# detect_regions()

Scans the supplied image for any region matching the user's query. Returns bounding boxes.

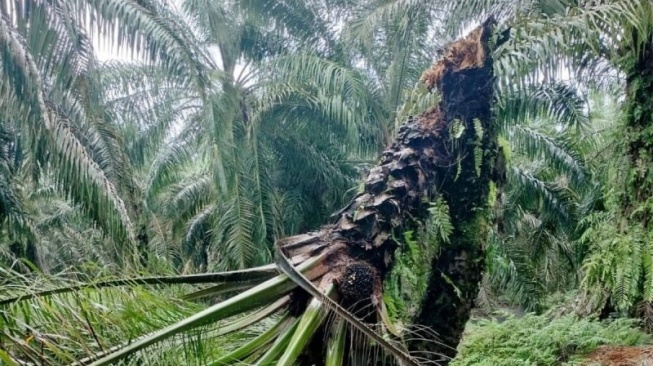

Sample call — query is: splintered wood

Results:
[420,25,488,92]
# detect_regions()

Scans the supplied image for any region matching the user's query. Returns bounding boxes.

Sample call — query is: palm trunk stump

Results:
[276,18,501,364]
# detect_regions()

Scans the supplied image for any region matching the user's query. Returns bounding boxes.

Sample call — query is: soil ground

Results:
[583,346,653,365]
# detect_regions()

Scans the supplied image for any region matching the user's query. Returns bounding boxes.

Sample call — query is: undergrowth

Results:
[452,312,652,366]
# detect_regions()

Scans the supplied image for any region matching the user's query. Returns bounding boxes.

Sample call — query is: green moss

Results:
[458,211,489,247]
[488,181,497,207]
[497,136,512,162]
[620,48,653,221]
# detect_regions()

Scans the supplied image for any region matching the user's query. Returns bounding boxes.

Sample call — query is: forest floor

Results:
[583,345,653,365]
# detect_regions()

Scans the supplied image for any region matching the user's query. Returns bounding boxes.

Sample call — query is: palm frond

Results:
[343,0,423,49]
[508,167,575,231]
[498,82,590,132]
[493,1,653,90]
[0,14,136,250]
[509,125,587,189]
[80,0,212,91]
[258,53,376,143]
[212,188,263,271]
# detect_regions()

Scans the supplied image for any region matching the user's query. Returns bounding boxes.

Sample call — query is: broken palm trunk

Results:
[275,18,501,365]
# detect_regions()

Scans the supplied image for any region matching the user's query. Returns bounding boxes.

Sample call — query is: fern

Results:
[452,313,651,366]
[455,157,463,181]
[426,198,454,244]
[580,219,653,312]
[451,119,465,139]
[384,230,433,322]
[384,198,453,323]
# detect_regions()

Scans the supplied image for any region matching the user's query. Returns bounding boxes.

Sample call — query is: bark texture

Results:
[278,18,500,364]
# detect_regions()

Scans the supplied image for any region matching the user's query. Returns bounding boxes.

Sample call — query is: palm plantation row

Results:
[1,0,653,365]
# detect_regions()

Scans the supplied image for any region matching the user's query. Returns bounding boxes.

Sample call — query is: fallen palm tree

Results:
[0,17,503,366]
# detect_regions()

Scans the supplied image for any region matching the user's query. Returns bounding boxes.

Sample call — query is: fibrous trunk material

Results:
[277,18,500,364]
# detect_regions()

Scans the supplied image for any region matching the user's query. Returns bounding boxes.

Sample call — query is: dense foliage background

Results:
[3,0,653,365]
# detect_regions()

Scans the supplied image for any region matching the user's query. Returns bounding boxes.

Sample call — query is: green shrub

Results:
[452,313,651,366]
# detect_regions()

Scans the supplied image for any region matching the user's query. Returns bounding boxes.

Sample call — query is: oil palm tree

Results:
[0,0,213,268]
[94,0,389,272]
[480,84,607,312]
[348,0,653,319]
[4,0,632,365]
[0,1,583,364]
